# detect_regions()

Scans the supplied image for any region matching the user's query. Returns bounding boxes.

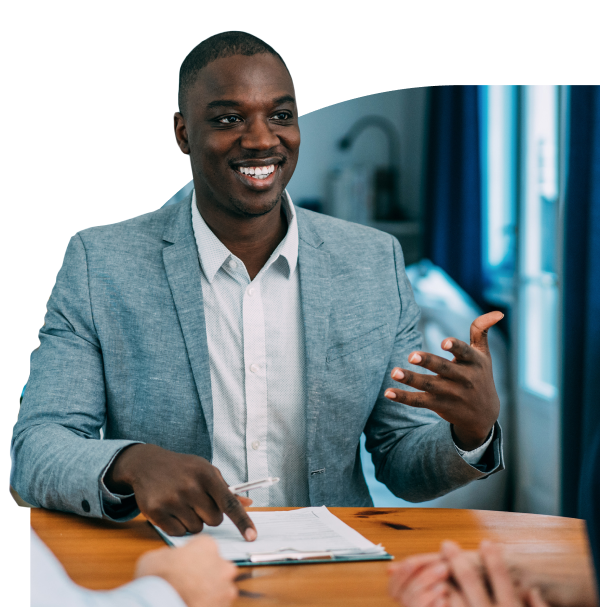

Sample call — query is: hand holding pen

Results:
[103,444,270,541]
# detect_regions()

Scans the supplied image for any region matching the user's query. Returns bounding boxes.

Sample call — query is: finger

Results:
[211,483,257,541]
[479,541,519,606]
[400,352,467,383]
[390,557,450,603]
[441,338,477,364]
[419,583,451,607]
[153,513,188,537]
[190,492,225,527]
[176,506,206,534]
[469,312,503,354]
[389,554,445,595]
[526,587,550,607]
[395,579,449,607]
[441,541,492,607]
[237,495,253,507]
[391,368,454,396]
[403,563,451,606]
[384,387,433,410]
[448,587,469,607]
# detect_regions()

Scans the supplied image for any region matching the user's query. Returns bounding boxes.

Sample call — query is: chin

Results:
[228,193,282,218]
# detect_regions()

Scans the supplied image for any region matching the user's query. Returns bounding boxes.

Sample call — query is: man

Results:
[11,31,504,541]
[32,530,237,607]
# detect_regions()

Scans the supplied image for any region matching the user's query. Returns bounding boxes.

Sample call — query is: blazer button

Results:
[81,500,90,512]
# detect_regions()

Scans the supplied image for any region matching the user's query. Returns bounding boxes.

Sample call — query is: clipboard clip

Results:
[249,549,335,563]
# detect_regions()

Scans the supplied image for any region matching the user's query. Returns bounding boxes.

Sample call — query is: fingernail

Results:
[392,369,404,380]
[443,340,452,350]
[244,528,257,541]
[385,390,396,400]
[410,353,422,364]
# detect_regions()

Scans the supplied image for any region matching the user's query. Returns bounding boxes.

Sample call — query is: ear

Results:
[174,112,190,155]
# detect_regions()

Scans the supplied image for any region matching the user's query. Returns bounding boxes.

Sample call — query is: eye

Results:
[217,116,239,124]
[271,111,292,121]
[217,112,294,124]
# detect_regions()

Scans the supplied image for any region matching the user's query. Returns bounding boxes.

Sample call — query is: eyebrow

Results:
[206,94,296,111]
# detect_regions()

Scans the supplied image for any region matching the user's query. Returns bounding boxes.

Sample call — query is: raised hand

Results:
[384,311,503,451]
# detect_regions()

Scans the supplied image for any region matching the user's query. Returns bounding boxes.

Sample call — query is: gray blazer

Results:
[11,195,503,519]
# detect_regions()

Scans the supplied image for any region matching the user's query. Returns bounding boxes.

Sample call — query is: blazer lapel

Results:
[297,211,331,455]
[162,196,214,446]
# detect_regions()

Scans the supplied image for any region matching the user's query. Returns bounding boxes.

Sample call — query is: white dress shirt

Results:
[192,190,308,507]
[191,190,493,508]
[31,531,185,607]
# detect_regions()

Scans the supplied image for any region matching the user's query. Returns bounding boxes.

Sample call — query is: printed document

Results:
[154,506,386,561]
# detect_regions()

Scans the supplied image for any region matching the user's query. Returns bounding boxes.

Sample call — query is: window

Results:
[480,85,561,399]
[479,85,518,304]
[519,85,561,399]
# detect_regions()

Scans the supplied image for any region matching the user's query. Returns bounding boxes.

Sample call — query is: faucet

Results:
[338,115,403,220]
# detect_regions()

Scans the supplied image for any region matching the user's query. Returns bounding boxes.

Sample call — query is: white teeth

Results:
[238,164,276,177]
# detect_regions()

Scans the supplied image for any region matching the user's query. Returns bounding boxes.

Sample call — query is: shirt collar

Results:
[191,189,299,284]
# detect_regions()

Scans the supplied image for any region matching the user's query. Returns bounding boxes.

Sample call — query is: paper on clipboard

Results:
[153,506,389,564]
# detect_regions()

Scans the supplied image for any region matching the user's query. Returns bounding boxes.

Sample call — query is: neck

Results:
[195,191,288,281]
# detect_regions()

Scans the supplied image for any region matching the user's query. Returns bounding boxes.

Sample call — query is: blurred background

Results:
[0,35,600,517]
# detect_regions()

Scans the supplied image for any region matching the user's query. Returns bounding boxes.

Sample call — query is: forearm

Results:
[11,423,139,518]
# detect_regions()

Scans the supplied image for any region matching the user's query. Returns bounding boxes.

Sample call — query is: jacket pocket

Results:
[326,324,389,363]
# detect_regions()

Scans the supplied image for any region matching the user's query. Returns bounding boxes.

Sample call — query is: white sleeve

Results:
[31,531,187,607]
[453,426,495,465]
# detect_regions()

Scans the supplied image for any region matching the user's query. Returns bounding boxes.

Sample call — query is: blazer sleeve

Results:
[11,234,142,519]
[363,237,504,502]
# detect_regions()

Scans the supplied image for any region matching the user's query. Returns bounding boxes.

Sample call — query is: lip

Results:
[231,163,280,191]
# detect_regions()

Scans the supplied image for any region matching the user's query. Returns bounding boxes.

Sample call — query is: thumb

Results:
[469,311,503,353]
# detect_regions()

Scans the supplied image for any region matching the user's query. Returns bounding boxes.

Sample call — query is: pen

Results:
[228,476,280,494]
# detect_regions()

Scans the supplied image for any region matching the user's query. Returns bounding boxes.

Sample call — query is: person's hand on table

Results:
[388,540,549,607]
[105,443,257,539]
[135,533,238,607]
[385,311,503,451]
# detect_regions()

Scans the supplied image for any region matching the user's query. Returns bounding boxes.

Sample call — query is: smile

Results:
[234,164,279,191]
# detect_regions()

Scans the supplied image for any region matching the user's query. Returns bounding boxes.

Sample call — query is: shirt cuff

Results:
[453,426,495,465]
[98,443,144,522]
[98,443,144,505]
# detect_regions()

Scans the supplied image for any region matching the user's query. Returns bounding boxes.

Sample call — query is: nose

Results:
[241,116,279,151]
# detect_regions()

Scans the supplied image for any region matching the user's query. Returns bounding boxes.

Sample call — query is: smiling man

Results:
[11,32,504,542]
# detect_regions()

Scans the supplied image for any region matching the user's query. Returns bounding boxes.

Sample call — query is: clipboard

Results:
[154,525,392,566]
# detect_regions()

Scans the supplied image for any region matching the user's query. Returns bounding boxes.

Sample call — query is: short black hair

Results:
[178,31,288,114]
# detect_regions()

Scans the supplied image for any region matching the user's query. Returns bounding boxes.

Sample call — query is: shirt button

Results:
[228,259,237,269]
[81,500,90,513]
[247,287,255,297]
[251,440,260,450]
[250,363,260,374]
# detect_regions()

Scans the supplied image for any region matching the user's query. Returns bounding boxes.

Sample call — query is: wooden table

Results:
[32,507,593,606]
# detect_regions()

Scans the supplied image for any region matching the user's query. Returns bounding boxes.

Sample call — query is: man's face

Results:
[175,53,300,218]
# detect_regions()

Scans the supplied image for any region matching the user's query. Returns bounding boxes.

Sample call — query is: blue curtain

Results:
[561,86,600,517]
[424,86,485,309]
